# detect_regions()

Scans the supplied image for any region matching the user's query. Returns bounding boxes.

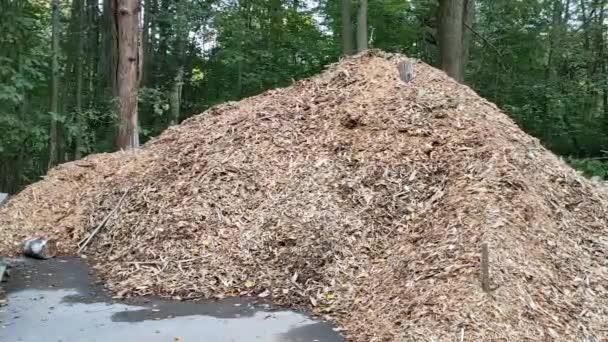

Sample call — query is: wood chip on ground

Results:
[1,50,607,341]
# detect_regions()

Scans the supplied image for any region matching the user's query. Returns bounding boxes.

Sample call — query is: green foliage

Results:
[190,67,205,83]
[468,0,608,157]
[195,0,335,108]
[567,158,608,179]
[1,0,607,192]
[0,0,50,192]
[139,87,170,140]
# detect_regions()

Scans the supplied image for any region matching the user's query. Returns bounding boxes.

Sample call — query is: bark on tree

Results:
[146,0,158,85]
[237,0,251,98]
[169,67,184,126]
[543,0,580,151]
[169,11,186,127]
[438,0,465,82]
[101,0,119,97]
[138,7,144,87]
[591,1,607,129]
[75,0,85,160]
[142,0,150,86]
[341,0,354,55]
[356,0,368,52]
[49,0,60,169]
[114,0,141,150]
[158,0,169,65]
[542,0,562,142]
[87,0,99,106]
[461,0,475,77]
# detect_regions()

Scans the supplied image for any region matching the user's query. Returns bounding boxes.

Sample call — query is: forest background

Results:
[1,0,607,193]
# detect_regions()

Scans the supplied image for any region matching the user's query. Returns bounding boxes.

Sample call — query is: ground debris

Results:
[1,49,608,341]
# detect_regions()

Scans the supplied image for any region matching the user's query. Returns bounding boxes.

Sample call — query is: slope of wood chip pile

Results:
[1,50,608,341]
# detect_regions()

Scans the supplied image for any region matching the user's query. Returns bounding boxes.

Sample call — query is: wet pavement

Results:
[0,257,343,342]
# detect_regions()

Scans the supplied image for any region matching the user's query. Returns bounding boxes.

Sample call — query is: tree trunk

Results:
[236,0,250,98]
[141,0,150,86]
[169,68,184,126]
[604,79,608,128]
[49,0,60,169]
[169,31,186,126]
[341,0,354,55]
[461,0,475,78]
[138,7,144,87]
[146,0,158,85]
[101,0,119,97]
[542,0,561,142]
[114,0,140,150]
[86,0,99,108]
[597,2,608,130]
[438,0,465,82]
[356,0,368,52]
[158,0,169,68]
[237,58,243,98]
[75,0,85,160]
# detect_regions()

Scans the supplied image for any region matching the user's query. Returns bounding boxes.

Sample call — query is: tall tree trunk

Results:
[75,0,85,160]
[268,0,283,85]
[597,1,608,130]
[169,18,186,127]
[87,0,99,108]
[158,0,169,70]
[101,0,119,97]
[542,0,562,143]
[141,0,150,86]
[461,0,475,79]
[237,60,243,98]
[138,7,144,87]
[114,0,141,150]
[169,67,184,126]
[356,0,368,52]
[438,0,465,82]
[341,0,354,55]
[49,0,61,169]
[604,79,608,128]
[145,0,158,85]
[236,0,250,98]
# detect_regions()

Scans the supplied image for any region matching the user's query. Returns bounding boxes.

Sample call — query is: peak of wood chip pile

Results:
[2,50,608,341]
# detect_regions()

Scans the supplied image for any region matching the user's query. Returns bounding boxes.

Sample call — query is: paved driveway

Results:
[0,257,343,342]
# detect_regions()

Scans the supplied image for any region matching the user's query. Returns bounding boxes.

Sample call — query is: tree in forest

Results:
[49,0,61,168]
[461,0,475,77]
[4,0,608,194]
[113,0,141,150]
[437,0,465,82]
[356,0,368,52]
[341,0,354,55]
[168,0,189,126]
[68,0,86,159]
[0,1,49,192]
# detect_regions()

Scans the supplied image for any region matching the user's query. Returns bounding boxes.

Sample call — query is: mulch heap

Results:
[2,50,608,341]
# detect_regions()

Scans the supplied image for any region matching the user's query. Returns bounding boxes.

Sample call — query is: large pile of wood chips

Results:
[2,50,608,341]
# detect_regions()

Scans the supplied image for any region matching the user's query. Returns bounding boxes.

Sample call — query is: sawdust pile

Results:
[2,50,608,341]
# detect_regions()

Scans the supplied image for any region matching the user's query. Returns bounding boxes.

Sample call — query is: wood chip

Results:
[1,50,608,341]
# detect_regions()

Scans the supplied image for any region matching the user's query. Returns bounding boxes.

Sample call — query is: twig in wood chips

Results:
[1,50,608,341]
[481,242,490,293]
[78,188,129,254]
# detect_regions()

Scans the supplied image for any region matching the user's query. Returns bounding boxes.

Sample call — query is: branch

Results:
[78,188,130,254]
[481,242,490,293]
[583,156,608,161]
[463,22,501,55]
